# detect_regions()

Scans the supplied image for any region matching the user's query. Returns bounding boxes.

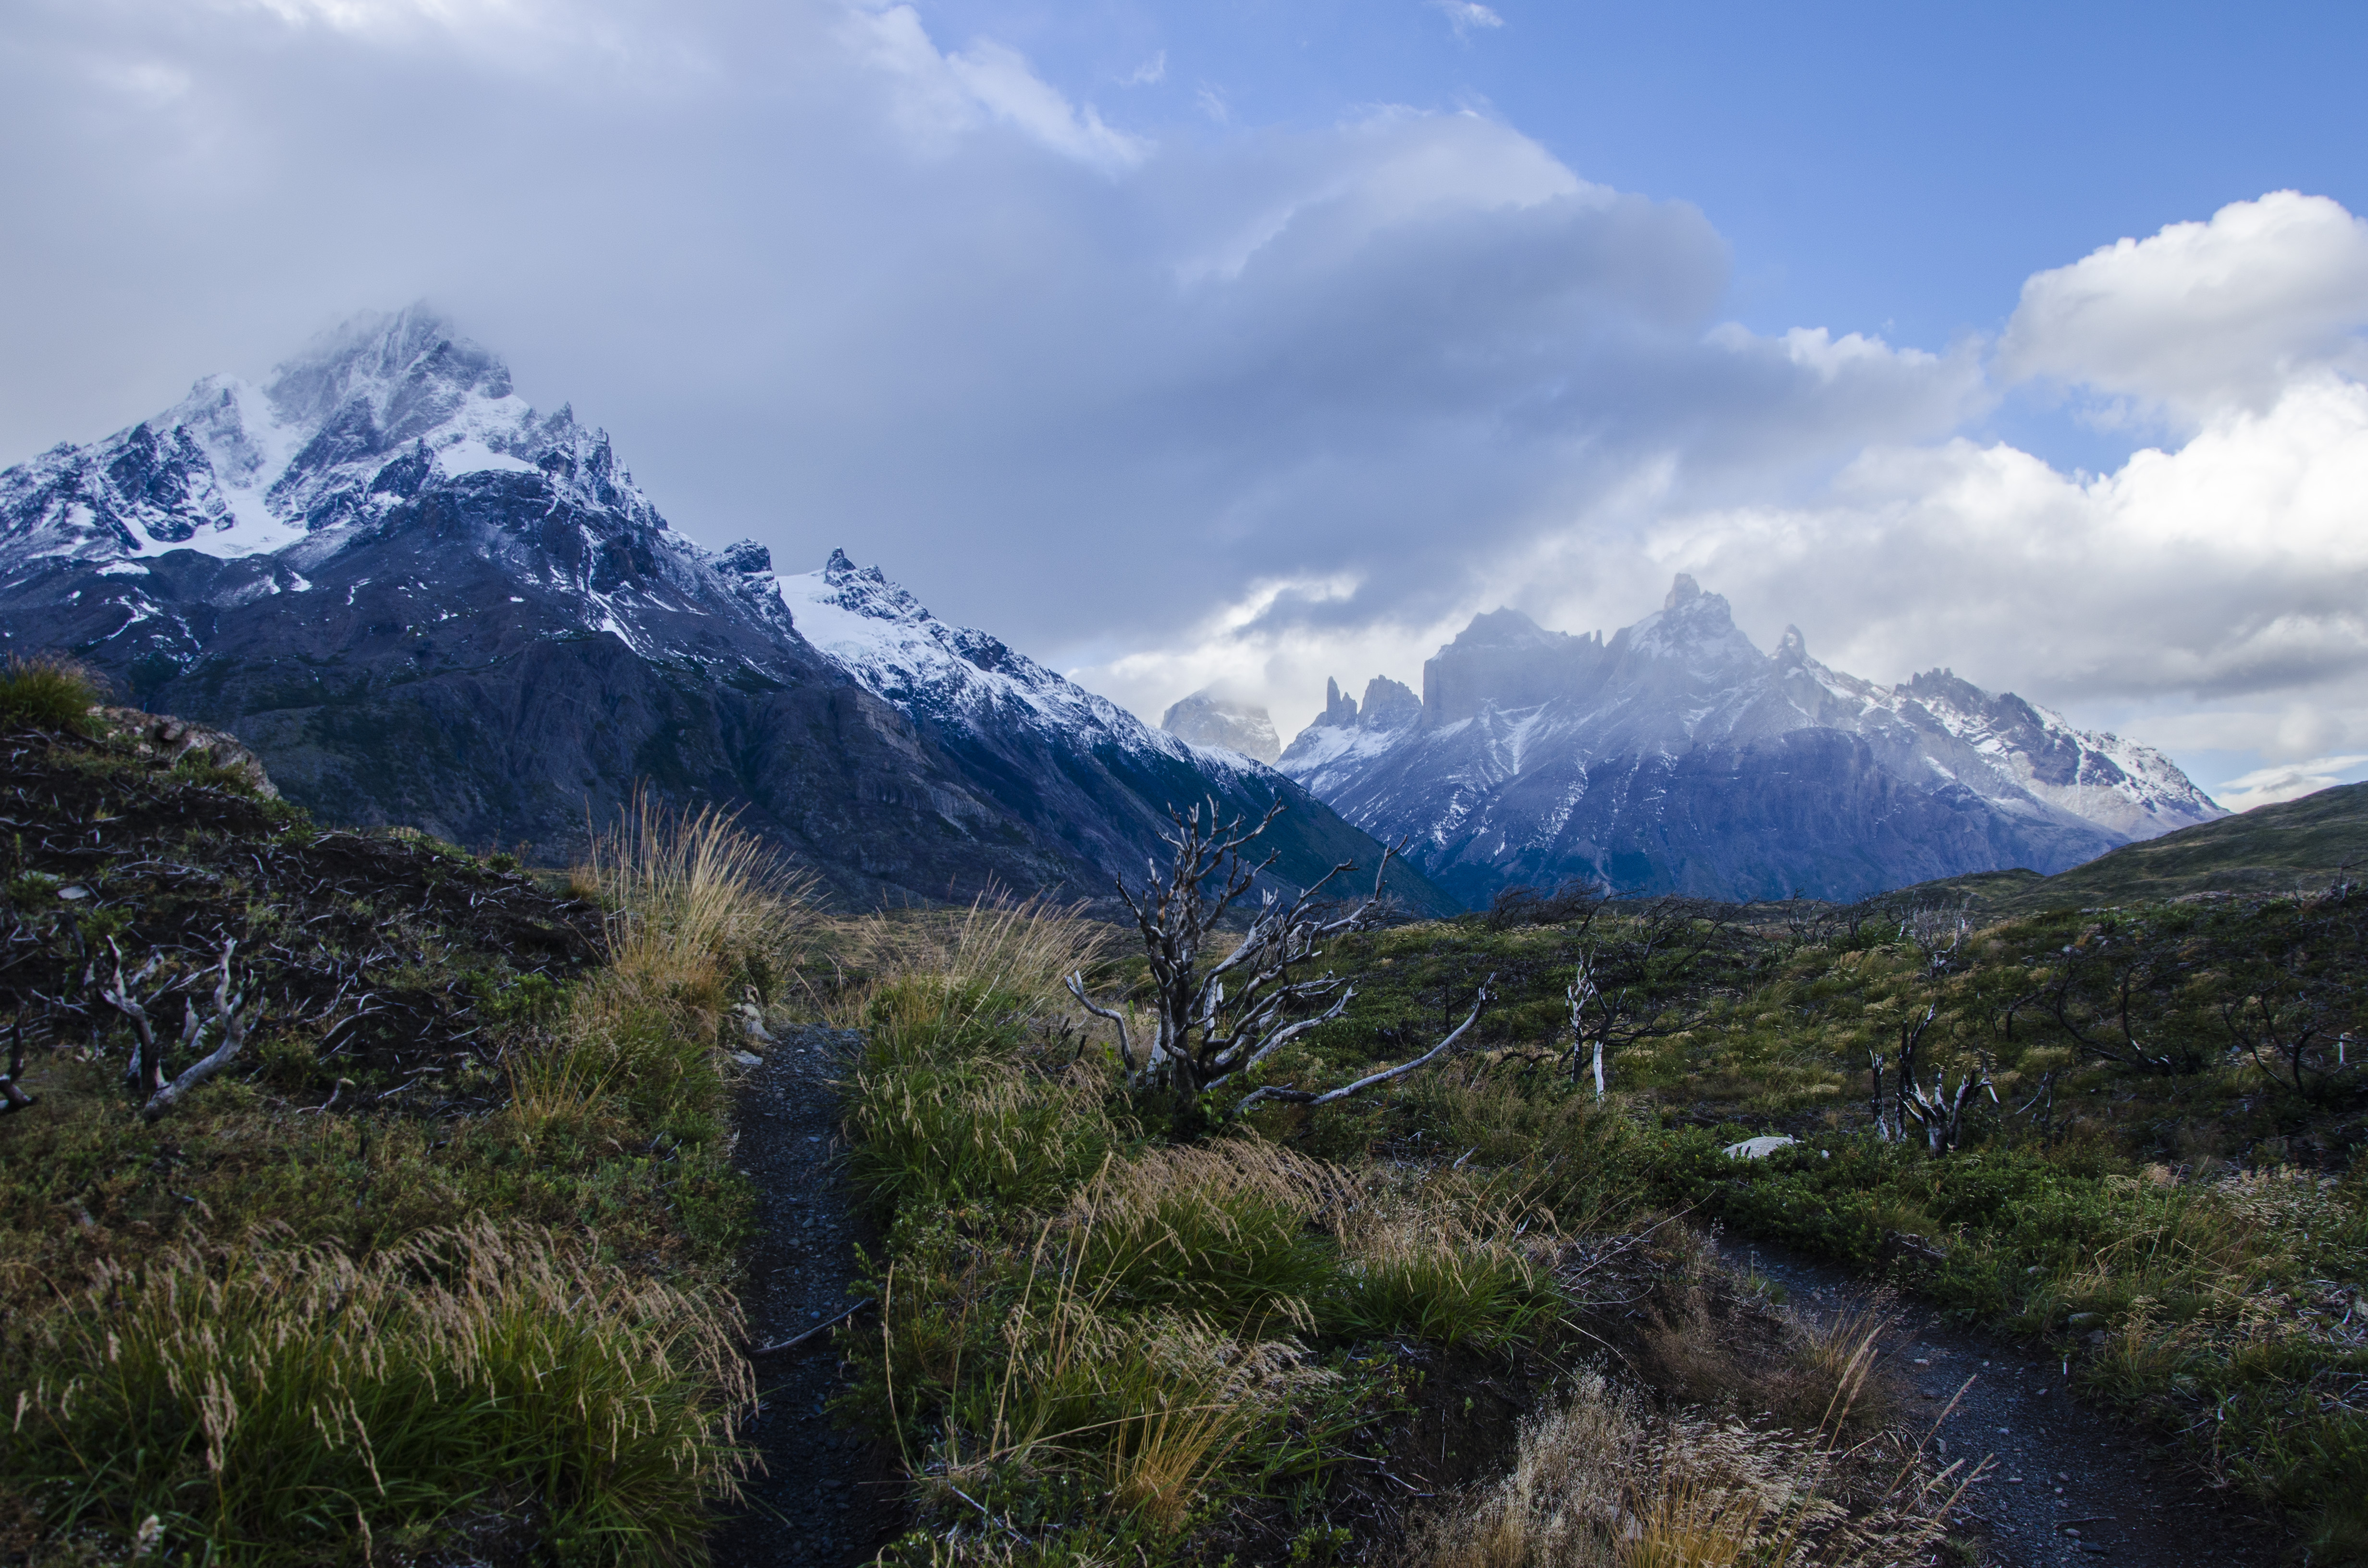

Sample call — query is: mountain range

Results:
[1274,576,2226,904]
[0,308,1450,914]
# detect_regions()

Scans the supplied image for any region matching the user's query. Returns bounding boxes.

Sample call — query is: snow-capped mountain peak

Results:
[778,552,1250,775]
[0,306,657,567]
[1277,575,2228,902]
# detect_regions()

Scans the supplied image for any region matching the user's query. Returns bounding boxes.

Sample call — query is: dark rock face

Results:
[1282,578,2226,906]
[0,309,1443,912]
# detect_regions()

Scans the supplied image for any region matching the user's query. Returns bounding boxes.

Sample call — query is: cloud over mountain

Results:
[2,2,2364,800]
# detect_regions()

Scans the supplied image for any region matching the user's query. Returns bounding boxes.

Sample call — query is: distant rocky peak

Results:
[718,539,773,576]
[1774,624,1810,668]
[1359,676,1421,731]
[1449,605,1574,652]
[1627,576,1755,669]
[264,305,512,435]
[1319,677,1359,728]
[818,549,934,624]
[1904,666,2003,716]
[1162,688,1283,762]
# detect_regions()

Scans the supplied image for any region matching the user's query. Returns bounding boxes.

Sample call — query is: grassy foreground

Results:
[813,901,1970,1568]
[0,662,792,1564]
[1221,887,2368,1561]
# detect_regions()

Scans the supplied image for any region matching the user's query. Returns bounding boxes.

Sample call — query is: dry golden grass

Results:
[510,792,813,1129]
[831,893,1112,1025]
[578,789,814,1002]
[13,1219,751,1560]
[1403,1362,1956,1568]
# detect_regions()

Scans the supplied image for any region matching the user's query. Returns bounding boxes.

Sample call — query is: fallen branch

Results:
[142,939,262,1121]
[750,1298,876,1356]
[1231,977,1493,1116]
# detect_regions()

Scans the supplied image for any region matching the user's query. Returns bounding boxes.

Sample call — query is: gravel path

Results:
[1722,1237,2287,1568]
[710,1024,905,1568]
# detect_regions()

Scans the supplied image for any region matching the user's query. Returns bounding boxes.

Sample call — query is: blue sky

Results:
[3,0,2366,806]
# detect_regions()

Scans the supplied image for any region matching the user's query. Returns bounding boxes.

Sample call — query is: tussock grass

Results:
[1324,1166,1563,1348]
[842,899,1124,1219]
[0,654,99,735]
[10,1220,750,1563]
[1404,1356,1955,1568]
[1063,1143,1343,1328]
[511,792,807,1132]
[1,778,801,1563]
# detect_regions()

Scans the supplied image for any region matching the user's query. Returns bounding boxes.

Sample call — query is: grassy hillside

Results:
[8,649,2363,1568]
[0,660,791,1565]
[1892,782,2368,918]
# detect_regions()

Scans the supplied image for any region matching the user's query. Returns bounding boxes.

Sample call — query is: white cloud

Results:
[2213,754,2368,811]
[846,4,1147,171]
[1122,50,1165,87]
[2000,191,2368,423]
[7,0,2368,796]
[1432,1,1505,38]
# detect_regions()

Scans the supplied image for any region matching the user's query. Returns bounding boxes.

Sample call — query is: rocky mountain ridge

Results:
[1280,575,2225,904]
[0,307,1439,911]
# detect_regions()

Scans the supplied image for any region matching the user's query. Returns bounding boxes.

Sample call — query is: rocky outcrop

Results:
[97,708,281,799]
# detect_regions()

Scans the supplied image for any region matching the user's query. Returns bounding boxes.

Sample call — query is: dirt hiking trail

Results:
[1723,1237,2288,1568]
[711,1025,905,1568]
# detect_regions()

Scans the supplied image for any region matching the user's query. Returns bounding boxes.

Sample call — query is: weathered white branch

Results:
[1231,977,1492,1117]
[1065,971,1136,1074]
[141,940,260,1121]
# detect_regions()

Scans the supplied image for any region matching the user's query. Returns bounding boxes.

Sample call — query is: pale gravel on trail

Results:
[710,1025,905,1568]
[1724,1238,2287,1568]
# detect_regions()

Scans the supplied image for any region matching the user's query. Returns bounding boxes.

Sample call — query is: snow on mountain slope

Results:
[0,305,654,567]
[778,551,1261,780]
[1277,576,2226,903]
[0,308,1467,913]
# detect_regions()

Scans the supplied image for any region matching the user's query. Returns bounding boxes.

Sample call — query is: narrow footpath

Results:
[711,1024,905,1568]
[1722,1238,2288,1568]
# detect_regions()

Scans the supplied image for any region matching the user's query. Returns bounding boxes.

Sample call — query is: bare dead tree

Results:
[1065,797,1487,1112]
[2220,981,2358,1101]
[1901,1051,1996,1151]
[100,939,168,1101]
[2045,945,2194,1075]
[1868,1003,1994,1150]
[1232,980,1494,1117]
[1895,900,1972,976]
[141,941,261,1120]
[1485,878,1608,932]
[1565,948,1653,1101]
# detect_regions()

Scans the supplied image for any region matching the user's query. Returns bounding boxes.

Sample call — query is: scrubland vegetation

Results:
[3,660,2361,1566]
[0,661,777,1563]
[814,896,1964,1568]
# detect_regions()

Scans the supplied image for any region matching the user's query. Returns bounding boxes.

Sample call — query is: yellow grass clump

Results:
[12,1219,751,1563]
[512,792,812,1129]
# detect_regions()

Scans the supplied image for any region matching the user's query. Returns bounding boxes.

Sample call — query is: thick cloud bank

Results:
[1,4,2363,800]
